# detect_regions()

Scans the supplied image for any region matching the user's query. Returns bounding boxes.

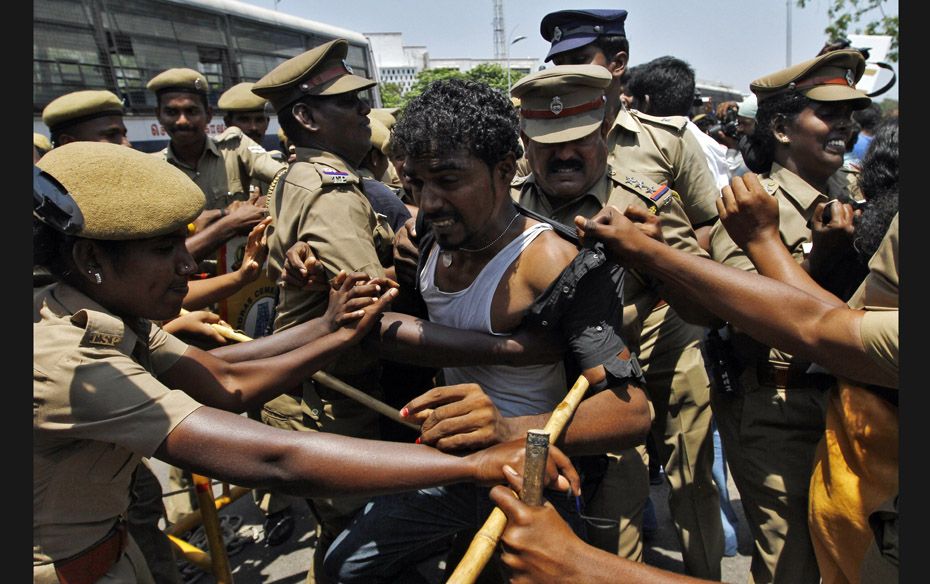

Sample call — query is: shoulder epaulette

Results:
[629,110,688,132]
[76,310,126,349]
[313,163,359,186]
[615,173,677,212]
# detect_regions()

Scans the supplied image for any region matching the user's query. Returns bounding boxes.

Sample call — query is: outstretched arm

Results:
[159,273,398,412]
[574,204,885,386]
[154,407,580,500]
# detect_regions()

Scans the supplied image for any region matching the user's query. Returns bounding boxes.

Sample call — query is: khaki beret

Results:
[751,49,870,109]
[510,64,611,143]
[252,39,376,112]
[42,90,125,132]
[218,82,268,112]
[369,108,397,129]
[146,67,210,96]
[368,116,390,155]
[36,142,204,240]
[33,133,52,154]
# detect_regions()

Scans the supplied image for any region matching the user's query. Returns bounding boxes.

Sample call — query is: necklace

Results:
[440,212,521,268]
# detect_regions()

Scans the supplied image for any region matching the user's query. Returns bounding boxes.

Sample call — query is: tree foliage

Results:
[399,63,528,108]
[796,0,898,62]
[379,82,404,108]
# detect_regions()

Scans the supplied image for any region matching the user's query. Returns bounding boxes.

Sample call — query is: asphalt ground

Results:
[151,459,753,583]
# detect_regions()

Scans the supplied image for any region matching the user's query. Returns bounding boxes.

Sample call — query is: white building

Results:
[365,32,428,94]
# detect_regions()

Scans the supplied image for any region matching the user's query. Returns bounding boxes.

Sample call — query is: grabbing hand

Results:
[467,438,579,495]
[325,271,399,343]
[402,383,513,452]
[162,310,229,345]
[573,204,654,269]
[223,202,269,235]
[279,241,329,291]
[717,172,781,252]
[490,471,587,584]
[392,216,421,290]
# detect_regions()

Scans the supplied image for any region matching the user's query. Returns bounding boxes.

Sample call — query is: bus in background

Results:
[33,0,381,153]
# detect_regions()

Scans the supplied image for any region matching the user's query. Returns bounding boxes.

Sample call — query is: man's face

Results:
[404,148,508,250]
[226,111,270,144]
[157,91,211,148]
[551,44,611,68]
[527,128,608,200]
[304,91,372,167]
[737,115,756,137]
[63,115,131,147]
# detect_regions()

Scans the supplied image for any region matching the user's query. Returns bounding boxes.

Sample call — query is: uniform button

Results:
[596,325,604,332]
[541,320,548,327]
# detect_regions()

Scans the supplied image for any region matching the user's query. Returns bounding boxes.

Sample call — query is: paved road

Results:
[151,459,753,583]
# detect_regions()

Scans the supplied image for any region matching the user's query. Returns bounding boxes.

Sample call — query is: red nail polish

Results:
[415,437,421,444]
[400,407,409,417]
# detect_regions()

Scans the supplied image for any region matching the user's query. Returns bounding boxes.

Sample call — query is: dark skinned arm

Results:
[574,204,885,386]
[491,473,715,584]
[158,274,398,412]
[154,407,580,500]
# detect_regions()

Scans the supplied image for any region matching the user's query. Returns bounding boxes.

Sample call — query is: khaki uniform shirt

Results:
[607,109,721,228]
[513,166,706,348]
[33,283,202,564]
[849,213,899,385]
[266,148,393,380]
[708,162,829,366]
[156,126,285,210]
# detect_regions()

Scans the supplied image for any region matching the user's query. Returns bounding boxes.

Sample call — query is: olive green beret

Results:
[252,39,376,112]
[146,67,210,96]
[368,116,390,155]
[369,108,397,130]
[510,64,611,143]
[33,133,52,154]
[751,49,870,109]
[36,142,204,240]
[42,90,125,132]
[218,81,268,112]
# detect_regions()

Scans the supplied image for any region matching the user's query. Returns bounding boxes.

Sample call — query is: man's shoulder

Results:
[627,109,689,135]
[283,160,362,193]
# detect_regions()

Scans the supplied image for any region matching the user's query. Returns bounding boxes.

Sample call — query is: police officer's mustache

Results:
[548,159,584,173]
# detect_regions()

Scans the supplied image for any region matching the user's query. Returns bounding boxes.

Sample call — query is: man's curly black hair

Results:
[391,78,523,168]
[853,120,898,263]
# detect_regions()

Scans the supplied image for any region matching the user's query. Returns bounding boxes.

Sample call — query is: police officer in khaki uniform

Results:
[41,89,129,148]
[34,141,540,584]
[39,88,186,584]
[147,68,285,210]
[252,38,395,582]
[706,49,872,584]
[538,9,721,249]
[511,64,724,579]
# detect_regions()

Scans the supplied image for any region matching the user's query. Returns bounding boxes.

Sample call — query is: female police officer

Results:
[33,142,578,583]
[703,48,873,584]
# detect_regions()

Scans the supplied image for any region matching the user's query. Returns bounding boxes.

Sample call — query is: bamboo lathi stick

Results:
[179,311,419,431]
[445,374,591,584]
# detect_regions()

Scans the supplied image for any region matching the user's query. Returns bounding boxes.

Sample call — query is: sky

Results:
[239,0,899,103]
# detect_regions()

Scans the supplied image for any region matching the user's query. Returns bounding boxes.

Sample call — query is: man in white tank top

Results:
[323,78,652,583]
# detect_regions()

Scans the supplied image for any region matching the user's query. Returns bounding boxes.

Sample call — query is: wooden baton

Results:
[445,373,591,584]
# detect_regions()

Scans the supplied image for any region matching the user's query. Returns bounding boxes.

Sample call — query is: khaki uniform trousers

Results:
[711,362,826,584]
[585,304,723,580]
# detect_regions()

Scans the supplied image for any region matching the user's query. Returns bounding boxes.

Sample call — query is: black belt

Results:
[756,362,833,390]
